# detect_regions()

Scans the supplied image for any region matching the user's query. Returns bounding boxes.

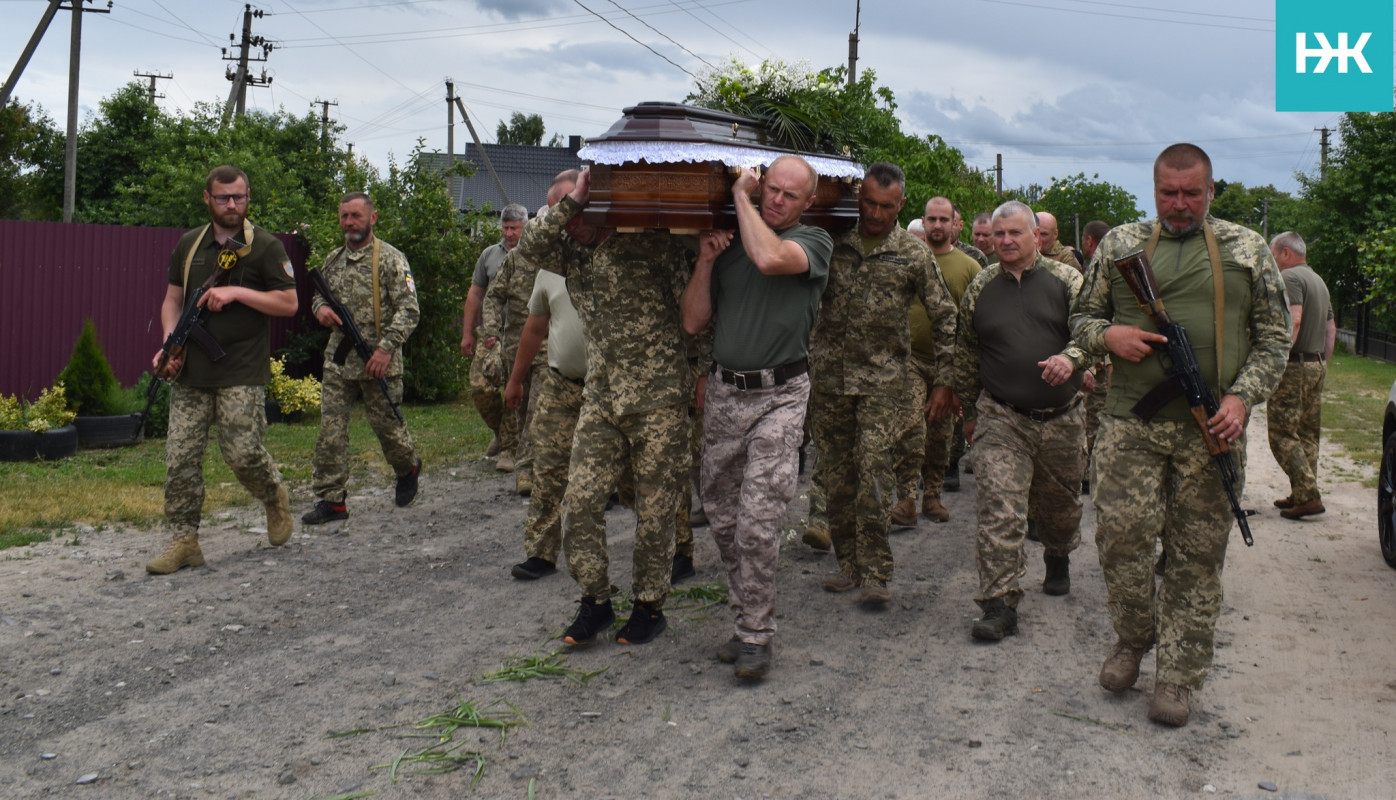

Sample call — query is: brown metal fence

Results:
[0,220,311,400]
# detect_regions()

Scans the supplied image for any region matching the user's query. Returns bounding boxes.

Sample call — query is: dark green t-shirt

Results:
[710,223,833,371]
[166,222,295,388]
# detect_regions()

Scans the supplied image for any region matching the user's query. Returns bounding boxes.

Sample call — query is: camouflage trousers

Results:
[469,339,506,439]
[524,368,584,563]
[970,394,1084,608]
[503,344,536,476]
[165,384,284,536]
[311,368,417,503]
[1083,370,1109,469]
[563,399,688,605]
[1093,414,1247,690]
[702,372,809,646]
[810,390,901,584]
[893,357,949,500]
[1266,361,1326,504]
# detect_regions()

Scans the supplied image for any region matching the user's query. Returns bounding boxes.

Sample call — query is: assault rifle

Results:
[307,265,404,424]
[1115,250,1256,546]
[136,236,243,436]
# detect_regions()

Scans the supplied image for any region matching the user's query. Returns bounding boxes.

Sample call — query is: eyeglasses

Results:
[209,193,249,206]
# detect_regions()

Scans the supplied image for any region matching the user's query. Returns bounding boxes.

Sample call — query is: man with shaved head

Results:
[1036,211,1081,270]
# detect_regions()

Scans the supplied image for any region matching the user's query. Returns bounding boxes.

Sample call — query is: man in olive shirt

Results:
[682,155,832,680]
[1268,231,1334,520]
[955,201,1089,640]
[462,204,527,460]
[146,165,298,575]
[972,212,996,262]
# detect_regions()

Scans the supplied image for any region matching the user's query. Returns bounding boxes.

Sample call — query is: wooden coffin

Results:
[578,102,862,233]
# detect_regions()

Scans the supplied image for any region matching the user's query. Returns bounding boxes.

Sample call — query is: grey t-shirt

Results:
[529,270,587,380]
[472,241,509,288]
[710,224,833,371]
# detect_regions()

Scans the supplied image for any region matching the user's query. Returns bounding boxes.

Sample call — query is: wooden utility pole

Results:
[992,153,1004,195]
[61,0,111,223]
[222,4,273,123]
[133,70,171,103]
[451,88,511,206]
[446,80,455,171]
[1,0,64,110]
[312,98,337,146]
[1315,126,1331,180]
[847,0,861,87]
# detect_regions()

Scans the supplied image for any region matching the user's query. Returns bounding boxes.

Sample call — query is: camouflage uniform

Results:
[482,236,548,476]
[810,225,955,585]
[1070,216,1290,689]
[955,255,1090,608]
[956,239,990,268]
[517,196,693,606]
[310,237,420,503]
[893,356,934,502]
[1268,263,1331,506]
[524,366,585,563]
[1043,241,1082,270]
[469,241,510,438]
[163,222,295,537]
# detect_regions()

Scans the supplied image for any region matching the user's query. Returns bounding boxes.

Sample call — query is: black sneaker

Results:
[301,500,348,525]
[671,553,696,583]
[735,642,772,680]
[943,461,961,492]
[395,459,422,507]
[511,557,557,580]
[562,597,615,646]
[615,601,667,645]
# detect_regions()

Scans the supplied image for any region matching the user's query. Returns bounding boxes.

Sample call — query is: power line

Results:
[605,0,714,68]
[571,0,695,77]
[944,132,1315,148]
[979,0,1271,32]
[666,0,764,59]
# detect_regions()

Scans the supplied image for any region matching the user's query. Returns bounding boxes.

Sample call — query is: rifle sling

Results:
[181,218,255,293]
[1143,221,1225,390]
[326,237,383,339]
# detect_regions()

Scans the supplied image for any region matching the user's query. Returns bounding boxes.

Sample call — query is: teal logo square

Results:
[1276,0,1393,111]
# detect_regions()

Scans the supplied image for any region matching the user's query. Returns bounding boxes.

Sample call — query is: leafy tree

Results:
[688,58,998,227]
[1209,180,1305,240]
[1010,172,1144,237]
[0,98,61,219]
[496,112,546,146]
[1299,109,1396,315]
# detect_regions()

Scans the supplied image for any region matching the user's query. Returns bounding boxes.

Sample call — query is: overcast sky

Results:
[0,0,1365,221]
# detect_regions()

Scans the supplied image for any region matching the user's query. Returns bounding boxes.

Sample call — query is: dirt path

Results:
[2,409,1394,799]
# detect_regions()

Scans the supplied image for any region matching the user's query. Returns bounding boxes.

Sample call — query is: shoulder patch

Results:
[405,273,416,293]
[283,259,294,278]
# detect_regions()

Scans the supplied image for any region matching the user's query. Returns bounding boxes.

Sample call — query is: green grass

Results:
[0,399,490,541]
[1318,352,1396,467]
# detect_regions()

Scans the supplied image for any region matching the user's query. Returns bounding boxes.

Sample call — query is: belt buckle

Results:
[732,370,750,391]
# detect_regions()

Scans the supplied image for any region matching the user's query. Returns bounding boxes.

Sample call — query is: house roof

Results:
[425,141,584,215]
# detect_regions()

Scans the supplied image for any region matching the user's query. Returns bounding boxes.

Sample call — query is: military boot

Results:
[1099,640,1150,692]
[971,598,1018,641]
[802,522,831,552]
[1148,682,1191,727]
[146,534,205,575]
[943,460,961,492]
[921,493,950,523]
[266,485,292,546]
[1042,554,1071,596]
[890,496,917,530]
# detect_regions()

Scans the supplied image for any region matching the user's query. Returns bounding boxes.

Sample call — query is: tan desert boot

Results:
[266,484,292,546]
[146,534,205,575]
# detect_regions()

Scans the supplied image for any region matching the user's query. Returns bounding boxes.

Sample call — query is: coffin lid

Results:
[578,102,863,180]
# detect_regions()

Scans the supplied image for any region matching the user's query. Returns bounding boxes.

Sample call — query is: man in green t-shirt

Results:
[146,165,299,575]
[1267,231,1334,520]
[681,155,832,680]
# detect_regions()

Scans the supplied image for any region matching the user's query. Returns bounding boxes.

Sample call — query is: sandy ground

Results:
[2,408,1395,800]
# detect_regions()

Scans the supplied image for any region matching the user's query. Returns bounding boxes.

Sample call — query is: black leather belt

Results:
[991,392,1082,422]
[1288,352,1323,363]
[713,358,808,391]
[551,366,584,386]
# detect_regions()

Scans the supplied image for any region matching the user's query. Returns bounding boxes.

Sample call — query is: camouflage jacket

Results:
[1069,216,1290,416]
[954,254,1090,417]
[517,195,695,417]
[1043,241,1082,270]
[956,239,990,268]
[312,236,419,380]
[811,225,955,396]
[481,219,548,367]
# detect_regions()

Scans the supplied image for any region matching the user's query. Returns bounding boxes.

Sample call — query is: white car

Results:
[1381,379,1396,569]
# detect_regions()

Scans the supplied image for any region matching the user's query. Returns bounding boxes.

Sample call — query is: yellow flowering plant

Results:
[266,358,322,416]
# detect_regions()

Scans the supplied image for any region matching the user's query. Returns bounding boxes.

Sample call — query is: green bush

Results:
[134,373,170,438]
[57,319,120,415]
